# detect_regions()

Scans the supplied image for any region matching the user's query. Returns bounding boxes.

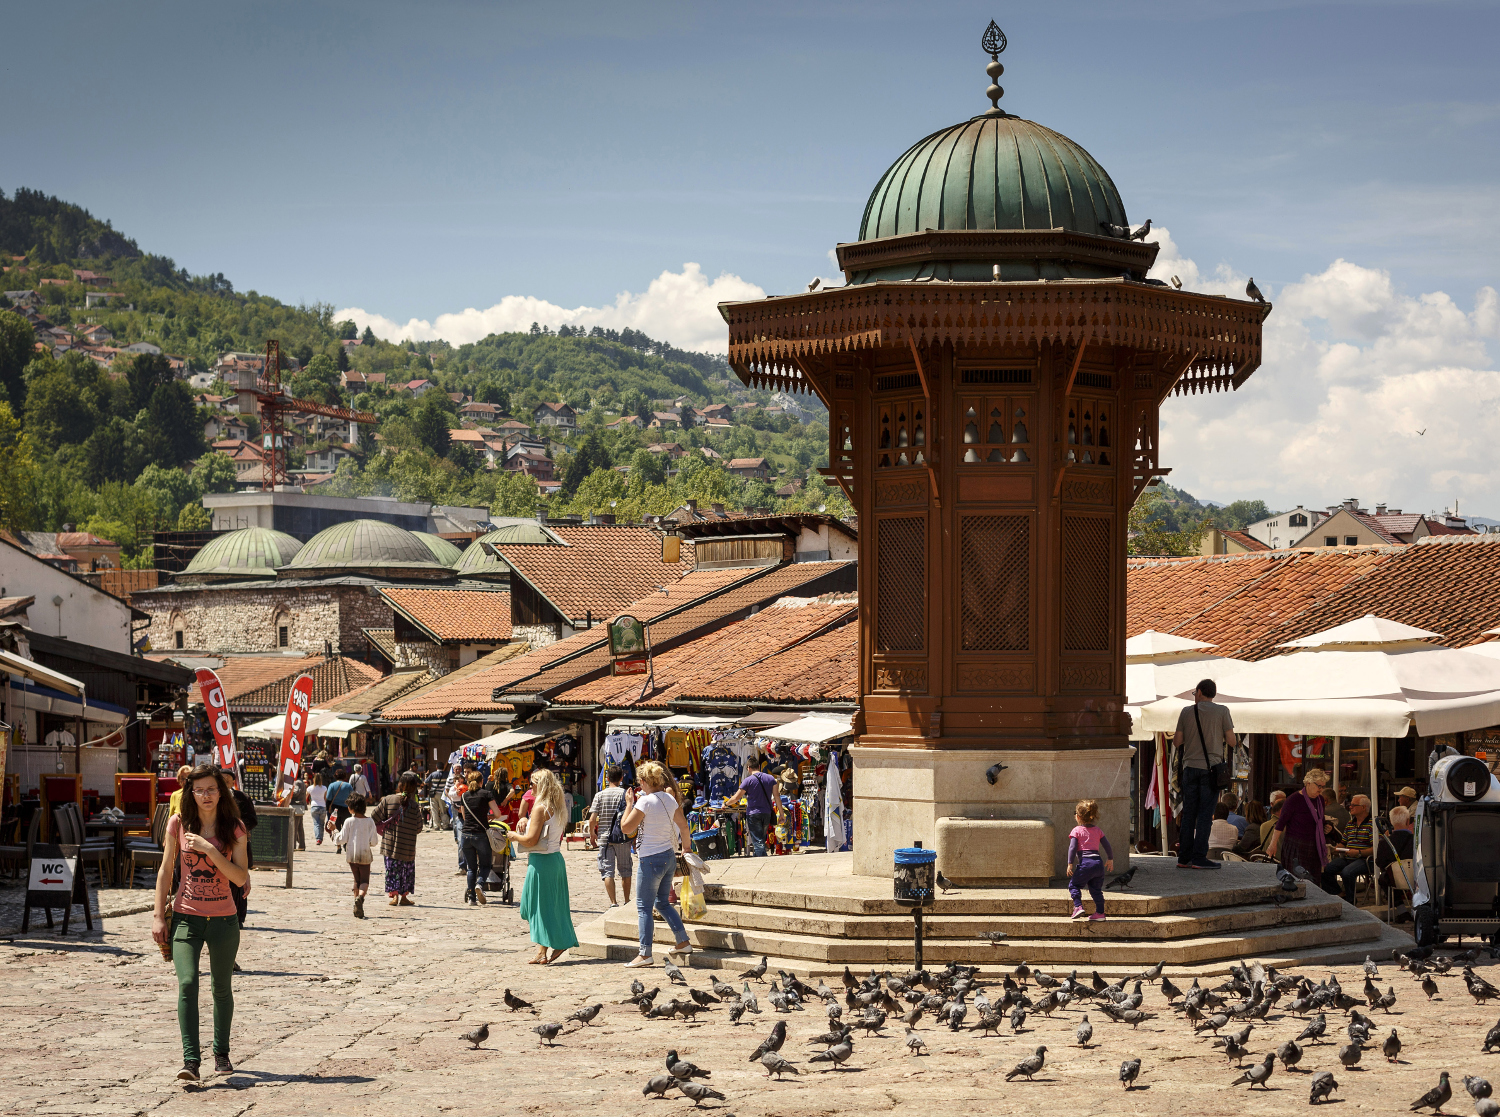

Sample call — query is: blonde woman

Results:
[516,768,578,964]
[618,760,694,968]
[1267,767,1330,875]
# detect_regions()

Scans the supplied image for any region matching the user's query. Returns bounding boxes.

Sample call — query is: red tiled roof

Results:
[1371,513,1423,537]
[556,596,857,708]
[382,561,853,719]
[1348,511,1403,544]
[676,615,858,703]
[1221,529,1270,552]
[729,457,767,469]
[229,656,381,712]
[1127,536,1500,660]
[379,587,512,642]
[1424,519,1479,536]
[185,655,376,709]
[493,525,693,625]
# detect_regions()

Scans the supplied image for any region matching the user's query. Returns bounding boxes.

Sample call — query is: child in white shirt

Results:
[336,795,378,919]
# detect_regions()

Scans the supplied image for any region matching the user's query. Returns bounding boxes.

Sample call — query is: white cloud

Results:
[334,263,763,354]
[1149,225,1500,517]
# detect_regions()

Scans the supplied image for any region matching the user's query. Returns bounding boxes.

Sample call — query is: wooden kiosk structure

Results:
[720,26,1271,880]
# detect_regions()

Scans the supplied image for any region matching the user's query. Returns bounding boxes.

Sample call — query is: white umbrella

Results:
[1124,631,1244,740]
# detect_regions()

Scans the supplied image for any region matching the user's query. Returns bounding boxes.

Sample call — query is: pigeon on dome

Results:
[1276,614,1444,651]
[1125,631,1218,661]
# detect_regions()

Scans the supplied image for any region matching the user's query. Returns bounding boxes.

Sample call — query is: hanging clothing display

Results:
[825,749,845,853]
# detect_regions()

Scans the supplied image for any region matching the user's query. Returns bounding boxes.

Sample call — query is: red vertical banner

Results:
[277,674,314,793]
[194,668,240,787]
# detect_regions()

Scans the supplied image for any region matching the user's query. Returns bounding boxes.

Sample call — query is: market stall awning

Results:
[238,709,344,739]
[1136,616,1500,737]
[7,678,127,724]
[0,647,85,698]
[759,715,853,743]
[469,719,578,757]
[735,710,805,728]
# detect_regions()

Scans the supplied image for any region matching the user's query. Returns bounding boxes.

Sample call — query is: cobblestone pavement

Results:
[2,828,1498,1116]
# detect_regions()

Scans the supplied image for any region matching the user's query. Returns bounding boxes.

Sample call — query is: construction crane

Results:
[232,340,378,490]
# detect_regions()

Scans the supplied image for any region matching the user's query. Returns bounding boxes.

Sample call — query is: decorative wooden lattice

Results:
[1062,516,1111,652]
[959,515,1030,651]
[876,515,926,652]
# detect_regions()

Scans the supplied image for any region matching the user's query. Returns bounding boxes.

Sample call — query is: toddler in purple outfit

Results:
[1066,798,1114,921]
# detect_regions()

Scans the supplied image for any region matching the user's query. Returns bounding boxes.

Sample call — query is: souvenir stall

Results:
[468,720,589,827]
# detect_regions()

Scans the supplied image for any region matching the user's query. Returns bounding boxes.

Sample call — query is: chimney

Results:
[686,499,697,512]
[711,503,725,516]
[1343,498,1358,511]
[1375,504,1387,516]
[599,513,615,525]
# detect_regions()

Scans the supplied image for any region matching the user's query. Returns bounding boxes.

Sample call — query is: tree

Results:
[335,343,350,372]
[476,381,509,410]
[557,429,610,499]
[176,502,213,530]
[123,351,173,413]
[490,470,541,517]
[628,447,667,490]
[0,402,43,529]
[1128,489,1208,557]
[360,325,377,346]
[134,464,198,525]
[143,382,206,467]
[192,450,237,494]
[81,417,147,486]
[448,442,478,473]
[337,319,358,340]
[290,353,341,406]
[23,364,105,450]
[0,309,34,410]
[412,391,452,457]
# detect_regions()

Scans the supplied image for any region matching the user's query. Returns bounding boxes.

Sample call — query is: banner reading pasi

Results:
[277,674,314,792]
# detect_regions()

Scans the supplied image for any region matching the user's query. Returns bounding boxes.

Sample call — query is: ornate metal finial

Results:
[982,20,1007,115]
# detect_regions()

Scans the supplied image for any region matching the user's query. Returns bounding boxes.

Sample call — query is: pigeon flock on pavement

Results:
[459,944,1500,1110]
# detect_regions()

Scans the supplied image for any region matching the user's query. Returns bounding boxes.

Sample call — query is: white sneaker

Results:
[624,955,655,968]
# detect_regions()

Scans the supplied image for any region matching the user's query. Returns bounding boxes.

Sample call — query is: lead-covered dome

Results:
[181,526,303,583]
[280,519,453,580]
[859,114,1127,242]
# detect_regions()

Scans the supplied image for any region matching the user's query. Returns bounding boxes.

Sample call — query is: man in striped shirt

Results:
[1321,794,1374,904]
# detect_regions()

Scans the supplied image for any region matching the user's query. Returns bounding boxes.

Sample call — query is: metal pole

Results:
[1370,734,1381,908]
[913,907,924,972]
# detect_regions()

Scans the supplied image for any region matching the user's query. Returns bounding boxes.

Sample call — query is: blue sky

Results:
[6,1,1500,513]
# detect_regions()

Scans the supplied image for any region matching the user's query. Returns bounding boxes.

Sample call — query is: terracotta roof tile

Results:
[492,525,692,625]
[371,642,532,720]
[323,669,440,715]
[677,619,858,703]
[382,561,854,719]
[363,628,398,664]
[556,597,857,708]
[188,655,382,711]
[1220,530,1270,552]
[379,587,512,642]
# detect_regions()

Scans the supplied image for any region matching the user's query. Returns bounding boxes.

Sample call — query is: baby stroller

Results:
[483,820,515,904]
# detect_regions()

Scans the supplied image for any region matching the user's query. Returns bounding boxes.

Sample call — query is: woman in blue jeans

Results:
[617,760,694,968]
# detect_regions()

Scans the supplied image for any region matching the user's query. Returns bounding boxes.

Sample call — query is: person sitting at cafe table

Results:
[1376,805,1416,913]
[1320,793,1373,905]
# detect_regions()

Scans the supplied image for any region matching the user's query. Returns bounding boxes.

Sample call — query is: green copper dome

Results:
[412,531,464,567]
[453,522,562,579]
[281,519,452,579]
[860,114,1127,241]
[182,526,303,582]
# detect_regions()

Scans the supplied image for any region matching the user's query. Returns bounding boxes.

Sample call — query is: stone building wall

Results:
[135,584,395,656]
[511,622,559,648]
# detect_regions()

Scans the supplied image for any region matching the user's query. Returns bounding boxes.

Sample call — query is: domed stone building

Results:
[135,518,462,657]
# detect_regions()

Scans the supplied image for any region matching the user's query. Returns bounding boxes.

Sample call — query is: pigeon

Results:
[1100,221,1131,239]
[630,978,645,997]
[1485,1019,1500,1053]
[566,1004,602,1026]
[1338,1042,1363,1070]
[1106,867,1138,891]
[1469,971,1500,1004]
[664,959,687,986]
[1246,277,1266,303]
[666,1051,710,1081]
[1005,1045,1048,1081]
[459,1022,489,1049]
[1223,1038,1249,1066]
[902,1005,923,1028]
[1409,1071,1452,1113]
[904,1026,928,1055]
[855,1010,889,1035]
[739,983,760,1014]
[1423,976,1440,1001]
[1034,992,1060,1017]
[1480,1102,1500,1117]
[1140,960,1164,984]
[726,1001,747,1024]
[979,930,1009,944]
[1278,1038,1304,1071]
[749,1022,788,1061]
[1375,1027,1401,1063]
[1128,219,1153,241]
[689,989,719,1008]
[1310,1070,1341,1104]
[532,1022,563,1046]
[621,986,660,1007]
[841,966,859,991]
[711,977,738,1000]
[1365,955,1380,978]
[1170,275,1182,290]
[1466,1076,1494,1102]
[1034,970,1060,990]
[936,870,956,894]
[1196,1013,1230,1036]
[1160,976,1183,1003]
[741,957,768,982]
[1376,985,1399,1013]
[968,1010,1005,1036]
[1297,1013,1328,1045]
[806,278,820,293]
[761,1052,799,1079]
[676,1083,726,1107]
[1010,1007,1027,1033]
[1115,1009,1155,1029]
[809,1036,854,1069]
[641,1075,677,1099]
[503,989,534,1013]
[1230,1052,1276,1089]
[1120,1058,1142,1089]
[675,1001,709,1021]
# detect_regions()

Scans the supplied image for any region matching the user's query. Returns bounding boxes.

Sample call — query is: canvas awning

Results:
[238,709,345,739]
[759,715,853,744]
[469,719,577,757]
[0,647,85,698]
[1124,655,1244,740]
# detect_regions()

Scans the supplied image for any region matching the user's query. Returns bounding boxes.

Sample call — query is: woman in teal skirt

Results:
[517,767,578,964]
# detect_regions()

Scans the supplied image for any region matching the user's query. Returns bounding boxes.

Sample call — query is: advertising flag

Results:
[277,674,315,792]
[194,667,240,786]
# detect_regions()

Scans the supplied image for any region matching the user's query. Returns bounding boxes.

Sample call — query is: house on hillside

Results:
[533,402,577,431]
[605,414,642,430]
[80,323,113,344]
[728,457,771,480]
[1244,506,1323,548]
[403,378,435,398]
[460,401,502,424]
[1199,527,1273,556]
[506,449,555,482]
[341,370,367,393]
[3,290,39,308]
[648,411,681,430]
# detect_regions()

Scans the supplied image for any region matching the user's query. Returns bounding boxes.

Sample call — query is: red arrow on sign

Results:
[38,878,63,885]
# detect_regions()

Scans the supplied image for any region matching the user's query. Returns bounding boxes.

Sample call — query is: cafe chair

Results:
[125,804,171,889]
[53,804,114,888]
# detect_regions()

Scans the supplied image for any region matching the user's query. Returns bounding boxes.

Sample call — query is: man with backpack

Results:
[589,766,632,906]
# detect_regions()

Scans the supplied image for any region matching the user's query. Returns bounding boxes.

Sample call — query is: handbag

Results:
[604,790,629,846]
[1192,703,1232,790]
[375,796,405,837]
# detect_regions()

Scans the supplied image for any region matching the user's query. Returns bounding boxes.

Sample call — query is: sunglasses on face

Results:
[192,787,218,797]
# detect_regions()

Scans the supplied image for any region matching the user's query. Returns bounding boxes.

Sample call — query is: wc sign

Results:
[29,855,76,893]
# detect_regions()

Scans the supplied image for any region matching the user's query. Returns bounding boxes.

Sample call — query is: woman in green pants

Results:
[152,764,249,1082]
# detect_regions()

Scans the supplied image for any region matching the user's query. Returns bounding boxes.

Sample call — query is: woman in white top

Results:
[516,767,578,964]
[306,772,329,846]
[618,760,694,968]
